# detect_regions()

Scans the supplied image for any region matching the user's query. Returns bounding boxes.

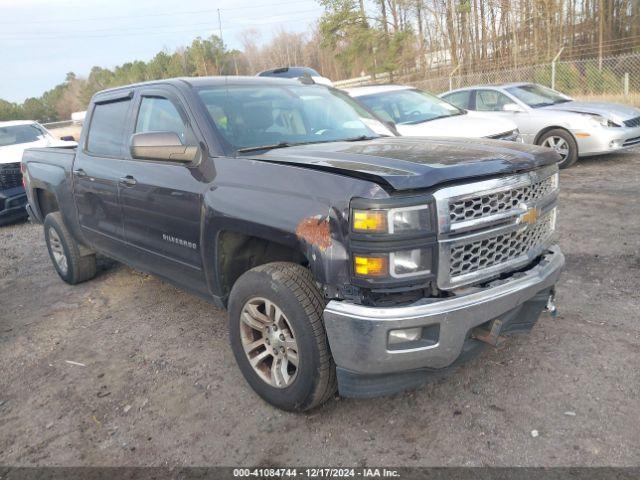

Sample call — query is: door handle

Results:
[119,175,137,186]
[73,168,87,177]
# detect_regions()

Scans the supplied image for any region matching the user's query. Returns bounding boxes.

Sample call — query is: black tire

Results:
[537,128,579,169]
[228,262,337,412]
[44,212,96,285]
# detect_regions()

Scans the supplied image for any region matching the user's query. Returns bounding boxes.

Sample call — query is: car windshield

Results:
[506,84,572,108]
[197,84,384,153]
[356,88,464,125]
[259,67,320,79]
[0,124,48,147]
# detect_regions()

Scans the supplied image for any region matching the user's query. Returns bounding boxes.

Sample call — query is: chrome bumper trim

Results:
[324,246,564,375]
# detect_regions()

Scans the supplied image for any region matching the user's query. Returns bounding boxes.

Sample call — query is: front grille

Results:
[434,165,559,289]
[0,162,22,189]
[624,116,640,128]
[449,210,555,278]
[623,136,640,147]
[448,173,557,224]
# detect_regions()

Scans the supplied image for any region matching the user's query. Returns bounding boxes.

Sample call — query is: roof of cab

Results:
[93,75,313,98]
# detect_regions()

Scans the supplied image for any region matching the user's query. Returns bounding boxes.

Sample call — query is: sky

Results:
[0,0,325,103]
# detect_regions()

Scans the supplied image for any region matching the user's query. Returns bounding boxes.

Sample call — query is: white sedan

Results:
[344,85,520,142]
[440,83,640,168]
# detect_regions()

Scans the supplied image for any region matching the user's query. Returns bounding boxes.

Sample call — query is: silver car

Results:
[441,83,640,168]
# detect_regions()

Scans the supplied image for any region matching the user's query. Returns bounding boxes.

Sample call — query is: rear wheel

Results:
[44,212,96,284]
[228,262,337,411]
[537,129,578,169]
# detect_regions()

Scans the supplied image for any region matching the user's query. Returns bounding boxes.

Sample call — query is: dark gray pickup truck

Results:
[22,76,564,411]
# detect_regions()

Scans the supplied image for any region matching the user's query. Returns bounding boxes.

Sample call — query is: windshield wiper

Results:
[343,135,378,141]
[237,136,378,154]
[403,112,463,125]
[236,142,297,153]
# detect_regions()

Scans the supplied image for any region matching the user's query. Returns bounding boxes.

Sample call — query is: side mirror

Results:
[503,103,524,113]
[60,135,75,141]
[130,132,199,163]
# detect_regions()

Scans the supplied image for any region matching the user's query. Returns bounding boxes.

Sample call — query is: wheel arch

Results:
[214,229,310,306]
[33,188,60,219]
[534,125,576,146]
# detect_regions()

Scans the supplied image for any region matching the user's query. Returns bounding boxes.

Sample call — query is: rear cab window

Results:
[86,99,132,157]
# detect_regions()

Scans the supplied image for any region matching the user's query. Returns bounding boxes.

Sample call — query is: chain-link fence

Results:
[335,53,640,106]
[408,53,640,106]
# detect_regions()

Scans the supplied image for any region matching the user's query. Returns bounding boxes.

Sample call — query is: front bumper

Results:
[324,245,564,396]
[0,186,28,225]
[573,125,640,156]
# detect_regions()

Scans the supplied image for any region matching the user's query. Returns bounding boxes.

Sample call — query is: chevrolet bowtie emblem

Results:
[520,207,540,225]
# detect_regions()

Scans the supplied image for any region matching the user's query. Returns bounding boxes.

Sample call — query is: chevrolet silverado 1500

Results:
[22,77,564,411]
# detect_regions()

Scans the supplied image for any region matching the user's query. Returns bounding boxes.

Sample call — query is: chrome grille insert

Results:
[448,173,557,225]
[623,116,640,128]
[449,209,556,278]
[434,165,559,289]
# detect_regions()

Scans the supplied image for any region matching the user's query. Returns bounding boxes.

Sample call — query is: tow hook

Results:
[545,290,558,317]
[472,319,505,347]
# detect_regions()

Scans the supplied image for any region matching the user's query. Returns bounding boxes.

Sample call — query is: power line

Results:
[0,8,321,40]
[0,0,318,26]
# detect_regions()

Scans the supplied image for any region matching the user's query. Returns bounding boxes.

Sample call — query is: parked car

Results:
[344,85,520,141]
[0,120,75,225]
[257,66,333,86]
[441,83,640,168]
[23,77,564,411]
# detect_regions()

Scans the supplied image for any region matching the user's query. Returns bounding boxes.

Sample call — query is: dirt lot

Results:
[1,150,639,467]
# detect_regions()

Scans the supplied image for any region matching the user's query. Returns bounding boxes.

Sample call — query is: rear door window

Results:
[86,99,132,156]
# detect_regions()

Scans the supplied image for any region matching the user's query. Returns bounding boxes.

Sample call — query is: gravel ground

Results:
[0,150,639,467]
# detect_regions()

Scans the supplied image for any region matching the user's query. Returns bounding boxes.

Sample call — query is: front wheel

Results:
[228,262,337,411]
[537,129,578,169]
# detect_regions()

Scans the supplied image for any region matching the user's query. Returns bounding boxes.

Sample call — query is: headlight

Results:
[350,199,435,284]
[353,248,432,279]
[352,204,431,235]
[587,114,620,127]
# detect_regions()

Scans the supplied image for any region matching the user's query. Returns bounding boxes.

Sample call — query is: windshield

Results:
[356,88,463,125]
[0,124,48,147]
[197,84,383,152]
[506,84,572,108]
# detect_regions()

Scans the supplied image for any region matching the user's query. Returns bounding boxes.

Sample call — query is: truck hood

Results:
[250,137,559,191]
[541,100,640,124]
[0,138,76,165]
[395,113,517,138]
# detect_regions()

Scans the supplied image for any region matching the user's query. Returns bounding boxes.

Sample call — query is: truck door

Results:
[117,89,208,291]
[73,94,133,255]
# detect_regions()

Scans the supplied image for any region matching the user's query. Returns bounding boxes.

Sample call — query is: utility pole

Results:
[217,9,224,75]
[598,0,604,70]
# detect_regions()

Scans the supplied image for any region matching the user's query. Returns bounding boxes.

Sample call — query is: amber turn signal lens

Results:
[354,255,388,277]
[352,210,388,233]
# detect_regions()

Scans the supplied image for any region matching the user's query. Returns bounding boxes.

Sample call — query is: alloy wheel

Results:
[48,227,68,275]
[542,135,570,160]
[239,297,299,388]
